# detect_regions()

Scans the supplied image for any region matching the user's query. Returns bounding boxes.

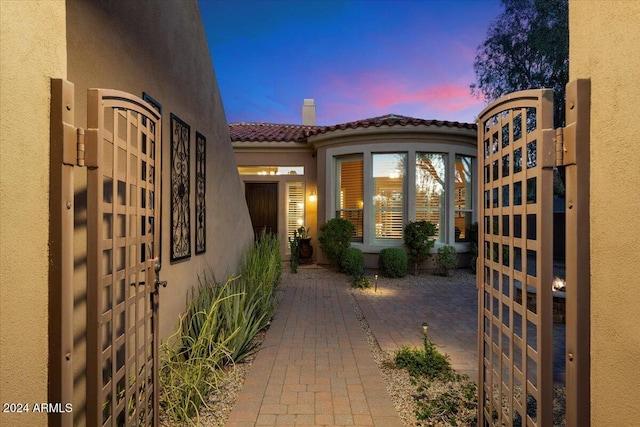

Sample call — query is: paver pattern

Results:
[226,271,403,427]
[352,271,479,382]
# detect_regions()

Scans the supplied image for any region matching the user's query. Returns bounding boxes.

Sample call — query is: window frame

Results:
[415,152,448,242]
[335,154,364,242]
[454,155,474,242]
[371,152,407,243]
[326,142,476,253]
[285,181,305,254]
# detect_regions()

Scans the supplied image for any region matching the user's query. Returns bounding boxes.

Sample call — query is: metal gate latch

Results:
[154,261,168,289]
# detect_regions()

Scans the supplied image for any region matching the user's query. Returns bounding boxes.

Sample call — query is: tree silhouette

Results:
[471,0,568,128]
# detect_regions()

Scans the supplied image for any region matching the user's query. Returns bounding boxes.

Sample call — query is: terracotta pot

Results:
[298,238,313,263]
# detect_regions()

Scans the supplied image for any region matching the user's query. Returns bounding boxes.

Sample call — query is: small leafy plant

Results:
[403,220,438,275]
[395,339,454,380]
[351,276,372,289]
[414,379,478,426]
[394,339,477,426]
[378,247,408,278]
[435,245,459,276]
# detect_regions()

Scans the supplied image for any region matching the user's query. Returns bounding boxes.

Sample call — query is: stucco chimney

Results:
[302,99,316,126]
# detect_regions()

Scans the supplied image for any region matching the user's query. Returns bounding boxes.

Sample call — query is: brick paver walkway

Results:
[352,272,479,382]
[226,270,403,427]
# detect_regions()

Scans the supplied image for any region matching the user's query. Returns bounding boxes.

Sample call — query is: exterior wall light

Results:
[309,190,317,202]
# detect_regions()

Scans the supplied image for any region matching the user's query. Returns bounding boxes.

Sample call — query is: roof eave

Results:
[231,140,313,152]
[308,124,477,149]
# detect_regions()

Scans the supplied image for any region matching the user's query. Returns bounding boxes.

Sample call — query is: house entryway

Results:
[245,182,278,237]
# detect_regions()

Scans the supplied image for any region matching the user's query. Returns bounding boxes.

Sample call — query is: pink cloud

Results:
[314,70,485,124]
[361,76,481,115]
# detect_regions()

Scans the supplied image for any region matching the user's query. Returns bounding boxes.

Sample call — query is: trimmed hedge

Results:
[341,247,365,279]
[378,248,408,278]
[435,245,458,276]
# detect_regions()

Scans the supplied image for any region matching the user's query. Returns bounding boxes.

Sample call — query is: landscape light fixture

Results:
[421,322,429,339]
[374,274,378,292]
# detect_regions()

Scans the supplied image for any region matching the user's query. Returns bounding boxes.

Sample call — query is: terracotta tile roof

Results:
[307,114,476,136]
[229,114,476,143]
[229,122,317,142]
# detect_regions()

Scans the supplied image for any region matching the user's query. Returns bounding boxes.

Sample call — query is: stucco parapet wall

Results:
[308,124,478,150]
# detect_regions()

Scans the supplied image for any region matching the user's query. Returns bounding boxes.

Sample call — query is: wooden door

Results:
[245,182,278,237]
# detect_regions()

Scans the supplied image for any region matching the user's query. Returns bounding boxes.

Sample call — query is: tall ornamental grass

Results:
[160,231,282,424]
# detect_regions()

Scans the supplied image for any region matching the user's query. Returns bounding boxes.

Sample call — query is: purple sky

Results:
[199,0,503,126]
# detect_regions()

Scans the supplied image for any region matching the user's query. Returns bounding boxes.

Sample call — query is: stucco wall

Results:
[64,0,253,423]
[0,1,67,425]
[66,0,252,338]
[569,0,640,423]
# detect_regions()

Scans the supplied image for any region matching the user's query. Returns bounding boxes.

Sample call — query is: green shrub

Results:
[435,245,458,276]
[341,247,365,279]
[403,221,438,275]
[378,247,408,278]
[318,218,355,267]
[394,339,453,380]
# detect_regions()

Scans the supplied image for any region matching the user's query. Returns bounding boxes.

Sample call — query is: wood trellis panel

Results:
[477,89,555,427]
[86,89,162,427]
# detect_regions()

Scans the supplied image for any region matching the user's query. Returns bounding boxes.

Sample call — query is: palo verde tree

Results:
[471,0,568,128]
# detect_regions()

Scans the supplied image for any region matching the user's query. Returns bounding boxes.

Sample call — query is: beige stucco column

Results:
[0,1,67,425]
[569,1,640,424]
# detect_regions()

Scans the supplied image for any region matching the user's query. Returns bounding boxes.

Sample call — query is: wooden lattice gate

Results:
[50,82,163,427]
[84,89,163,426]
[477,88,556,426]
[477,81,590,427]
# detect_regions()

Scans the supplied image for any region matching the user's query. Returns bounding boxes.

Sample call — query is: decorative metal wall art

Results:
[170,114,191,262]
[195,132,206,254]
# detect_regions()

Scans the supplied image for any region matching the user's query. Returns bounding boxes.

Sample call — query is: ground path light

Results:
[422,322,429,339]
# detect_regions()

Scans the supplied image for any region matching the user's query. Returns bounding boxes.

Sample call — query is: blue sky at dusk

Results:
[199,0,503,126]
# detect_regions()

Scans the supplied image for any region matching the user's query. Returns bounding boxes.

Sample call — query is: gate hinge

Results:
[77,128,85,167]
[554,125,576,167]
[554,127,565,166]
[557,79,590,167]
[62,127,87,167]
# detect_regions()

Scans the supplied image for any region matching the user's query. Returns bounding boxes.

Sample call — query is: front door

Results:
[245,182,278,237]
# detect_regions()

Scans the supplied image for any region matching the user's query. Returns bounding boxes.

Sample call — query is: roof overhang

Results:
[231,140,314,153]
[307,124,477,150]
